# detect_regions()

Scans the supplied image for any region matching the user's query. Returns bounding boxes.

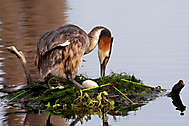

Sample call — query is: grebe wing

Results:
[37,24,88,57]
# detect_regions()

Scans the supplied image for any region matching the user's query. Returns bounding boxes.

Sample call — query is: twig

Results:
[81,83,112,91]
[167,80,185,97]
[112,86,134,104]
[7,46,32,85]
[121,79,154,89]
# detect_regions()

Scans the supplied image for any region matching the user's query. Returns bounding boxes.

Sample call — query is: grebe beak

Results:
[100,59,107,80]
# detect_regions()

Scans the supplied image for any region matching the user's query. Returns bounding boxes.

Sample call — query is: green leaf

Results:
[45,102,51,108]
[53,104,61,108]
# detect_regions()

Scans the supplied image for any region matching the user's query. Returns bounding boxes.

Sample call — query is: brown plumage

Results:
[36,24,113,88]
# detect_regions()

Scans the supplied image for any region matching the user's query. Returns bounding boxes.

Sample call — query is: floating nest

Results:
[6,72,165,122]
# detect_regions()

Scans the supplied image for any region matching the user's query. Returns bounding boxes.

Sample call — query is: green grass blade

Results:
[7,90,30,103]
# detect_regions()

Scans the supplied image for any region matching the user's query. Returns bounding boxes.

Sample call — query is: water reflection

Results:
[1,97,144,126]
[69,117,81,126]
[0,0,68,125]
[170,94,186,115]
[24,112,67,126]
[21,112,117,126]
[0,0,68,85]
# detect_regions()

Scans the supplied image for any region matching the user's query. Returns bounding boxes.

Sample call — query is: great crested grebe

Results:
[35,24,113,88]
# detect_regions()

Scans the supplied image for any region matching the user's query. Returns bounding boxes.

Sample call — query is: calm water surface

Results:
[0,0,189,125]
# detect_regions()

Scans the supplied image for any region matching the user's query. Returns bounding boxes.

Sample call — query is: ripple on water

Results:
[0,77,4,83]
[0,62,4,66]
[0,57,5,60]
[0,70,5,75]
[0,91,9,125]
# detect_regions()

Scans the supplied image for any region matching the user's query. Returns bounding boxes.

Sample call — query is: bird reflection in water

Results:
[46,115,110,126]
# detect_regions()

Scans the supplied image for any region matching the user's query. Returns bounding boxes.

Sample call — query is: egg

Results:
[82,80,99,88]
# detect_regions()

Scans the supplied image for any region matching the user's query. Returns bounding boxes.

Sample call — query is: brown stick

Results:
[7,46,32,85]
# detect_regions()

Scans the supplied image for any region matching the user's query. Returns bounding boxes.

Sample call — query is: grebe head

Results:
[87,26,113,80]
[98,28,113,80]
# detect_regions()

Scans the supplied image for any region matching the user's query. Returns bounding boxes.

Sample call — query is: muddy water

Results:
[0,0,189,125]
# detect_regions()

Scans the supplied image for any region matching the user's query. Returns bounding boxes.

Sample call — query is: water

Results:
[0,0,189,125]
